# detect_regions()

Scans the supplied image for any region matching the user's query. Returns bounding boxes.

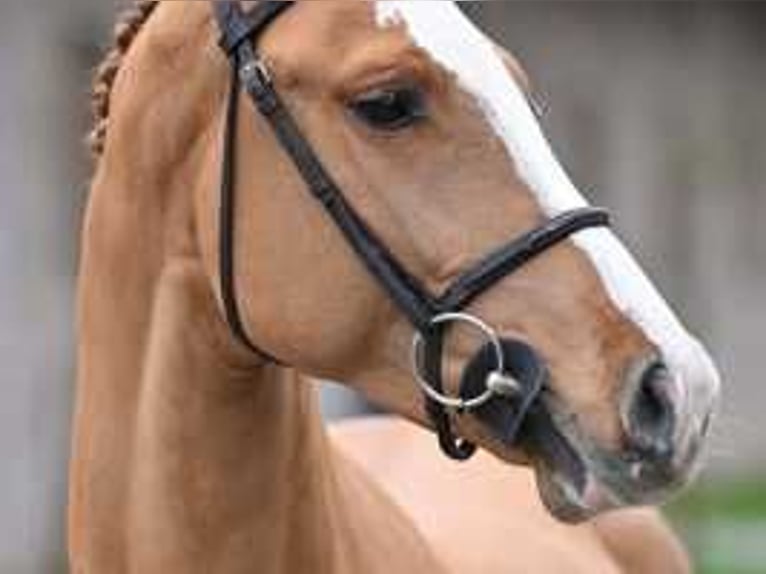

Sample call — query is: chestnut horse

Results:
[70,1,720,572]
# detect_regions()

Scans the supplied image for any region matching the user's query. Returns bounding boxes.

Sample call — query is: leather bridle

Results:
[212,1,611,460]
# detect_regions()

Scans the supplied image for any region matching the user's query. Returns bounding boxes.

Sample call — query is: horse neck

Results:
[72,208,441,574]
[70,5,344,571]
[71,139,442,574]
[73,226,349,574]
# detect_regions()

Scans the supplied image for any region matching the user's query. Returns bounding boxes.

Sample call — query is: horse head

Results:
[184,1,721,522]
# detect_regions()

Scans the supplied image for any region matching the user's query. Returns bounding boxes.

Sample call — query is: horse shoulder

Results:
[330,416,685,574]
[591,509,691,574]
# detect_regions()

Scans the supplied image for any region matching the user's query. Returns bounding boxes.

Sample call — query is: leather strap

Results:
[216,1,293,55]
[218,50,252,353]
[423,323,477,460]
[215,2,295,361]
[437,207,610,311]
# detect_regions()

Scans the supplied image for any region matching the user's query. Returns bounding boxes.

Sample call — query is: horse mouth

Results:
[532,449,622,524]
[521,404,605,523]
[534,454,590,522]
[523,398,705,523]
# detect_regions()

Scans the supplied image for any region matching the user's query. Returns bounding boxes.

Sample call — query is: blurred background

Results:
[1,1,764,572]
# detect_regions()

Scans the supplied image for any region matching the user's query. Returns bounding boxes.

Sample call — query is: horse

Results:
[70,1,720,572]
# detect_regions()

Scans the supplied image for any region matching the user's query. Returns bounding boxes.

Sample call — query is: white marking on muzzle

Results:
[375,1,720,420]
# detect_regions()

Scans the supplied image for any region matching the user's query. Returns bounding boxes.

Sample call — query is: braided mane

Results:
[88,0,159,158]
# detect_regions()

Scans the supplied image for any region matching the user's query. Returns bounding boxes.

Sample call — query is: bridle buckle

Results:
[486,371,522,398]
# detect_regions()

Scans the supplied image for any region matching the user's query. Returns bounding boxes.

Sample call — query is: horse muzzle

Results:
[524,349,718,523]
[415,315,719,523]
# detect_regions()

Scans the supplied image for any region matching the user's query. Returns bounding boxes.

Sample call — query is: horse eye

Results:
[349,87,427,131]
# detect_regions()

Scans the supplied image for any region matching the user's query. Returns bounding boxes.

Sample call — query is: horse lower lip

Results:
[514,402,598,523]
[521,405,587,494]
[533,441,629,522]
[535,461,591,523]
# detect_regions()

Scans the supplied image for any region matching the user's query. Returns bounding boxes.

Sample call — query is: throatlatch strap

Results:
[217,50,282,361]
[215,3,293,360]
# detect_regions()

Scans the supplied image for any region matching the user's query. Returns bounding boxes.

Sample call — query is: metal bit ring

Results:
[411,312,511,411]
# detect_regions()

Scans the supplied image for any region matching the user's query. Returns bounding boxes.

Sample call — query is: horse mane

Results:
[88,0,159,158]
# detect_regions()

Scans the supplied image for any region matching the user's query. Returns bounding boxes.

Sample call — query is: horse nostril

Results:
[625,359,676,460]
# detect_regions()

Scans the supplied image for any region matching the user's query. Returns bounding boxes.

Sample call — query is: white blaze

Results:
[375,1,719,411]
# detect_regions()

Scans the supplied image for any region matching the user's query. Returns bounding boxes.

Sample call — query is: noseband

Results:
[212,1,611,460]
